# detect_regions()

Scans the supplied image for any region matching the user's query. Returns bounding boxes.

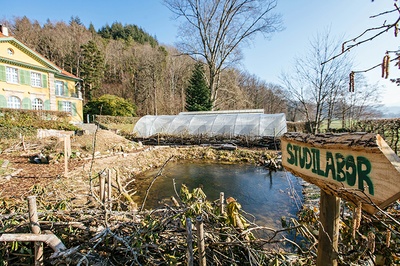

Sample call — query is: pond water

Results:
[133,162,303,229]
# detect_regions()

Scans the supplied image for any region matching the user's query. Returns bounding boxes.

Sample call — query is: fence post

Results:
[28,196,43,266]
[186,218,194,266]
[196,216,206,266]
[220,192,225,214]
[64,135,71,176]
[100,172,105,203]
[107,168,112,210]
[316,190,340,266]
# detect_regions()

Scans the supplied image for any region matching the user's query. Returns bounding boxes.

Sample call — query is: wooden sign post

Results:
[281,132,400,266]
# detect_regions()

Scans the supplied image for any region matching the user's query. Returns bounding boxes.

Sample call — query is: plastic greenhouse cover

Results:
[133,113,287,138]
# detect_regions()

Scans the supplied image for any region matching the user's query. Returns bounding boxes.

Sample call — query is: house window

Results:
[7,96,21,109]
[62,101,72,113]
[6,67,18,84]
[32,98,43,110]
[7,48,14,56]
[55,80,64,96]
[31,72,42,87]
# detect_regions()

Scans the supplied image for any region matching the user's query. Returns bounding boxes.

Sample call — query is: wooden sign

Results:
[281,132,400,214]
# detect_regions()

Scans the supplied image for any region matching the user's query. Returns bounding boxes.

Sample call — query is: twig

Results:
[140,156,174,211]
[322,3,400,66]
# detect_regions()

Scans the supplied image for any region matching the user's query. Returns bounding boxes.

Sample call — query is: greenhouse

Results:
[133,110,287,138]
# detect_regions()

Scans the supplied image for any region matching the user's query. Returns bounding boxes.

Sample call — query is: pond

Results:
[133,162,303,229]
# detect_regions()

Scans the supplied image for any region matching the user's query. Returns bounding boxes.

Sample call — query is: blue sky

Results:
[2,0,399,106]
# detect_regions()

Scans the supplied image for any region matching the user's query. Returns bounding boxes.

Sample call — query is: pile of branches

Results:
[0,184,316,265]
[130,133,280,149]
[298,200,400,265]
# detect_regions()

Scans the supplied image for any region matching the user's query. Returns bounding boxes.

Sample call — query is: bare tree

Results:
[163,46,194,113]
[281,31,352,133]
[163,0,283,109]
[336,75,383,129]
[238,71,286,113]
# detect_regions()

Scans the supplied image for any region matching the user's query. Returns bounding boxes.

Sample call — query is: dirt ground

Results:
[0,130,141,199]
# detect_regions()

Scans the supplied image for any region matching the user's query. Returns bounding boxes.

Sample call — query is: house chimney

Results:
[0,25,9,36]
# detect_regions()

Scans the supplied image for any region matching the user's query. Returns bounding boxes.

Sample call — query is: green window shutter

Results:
[25,70,31,85]
[0,95,6,107]
[44,100,50,110]
[19,70,25,85]
[20,70,30,85]
[58,101,63,111]
[0,65,5,81]
[72,102,77,116]
[64,82,69,97]
[22,98,31,109]
[42,74,48,88]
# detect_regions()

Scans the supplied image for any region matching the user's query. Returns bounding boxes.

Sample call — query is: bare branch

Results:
[322,3,400,66]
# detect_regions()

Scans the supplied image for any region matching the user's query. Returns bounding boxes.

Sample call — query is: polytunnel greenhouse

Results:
[132,110,287,138]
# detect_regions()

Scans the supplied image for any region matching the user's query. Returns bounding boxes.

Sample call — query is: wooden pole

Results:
[64,135,71,176]
[28,196,43,266]
[107,168,112,210]
[196,216,206,266]
[100,173,105,203]
[317,190,340,266]
[220,192,225,214]
[186,218,194,266]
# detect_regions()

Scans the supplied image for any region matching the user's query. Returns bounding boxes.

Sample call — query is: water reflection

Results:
[133,162,303,229]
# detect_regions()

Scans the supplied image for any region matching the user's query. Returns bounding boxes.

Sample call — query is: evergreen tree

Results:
[80,40,105,102]
[69,16,83,26]
[185,63,212,111]
[88,23,96,35]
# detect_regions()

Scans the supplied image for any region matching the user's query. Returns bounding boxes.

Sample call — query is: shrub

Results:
[84,94,136,117]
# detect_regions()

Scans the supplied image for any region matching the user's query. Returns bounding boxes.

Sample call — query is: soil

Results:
[0,130,141,200]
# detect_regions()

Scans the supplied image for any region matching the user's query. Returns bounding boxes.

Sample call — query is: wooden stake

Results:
[196,216,206,266]
[107,168,112,210]
[64,135,71,176]
[186,218,194,266]
[100,173,105,203]
[28,196,43,266]
[220,192,225,214]
[22,135,26,151]
[316,190,340,266]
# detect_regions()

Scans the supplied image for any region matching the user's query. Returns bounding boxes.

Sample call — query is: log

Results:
[0,233,66,254]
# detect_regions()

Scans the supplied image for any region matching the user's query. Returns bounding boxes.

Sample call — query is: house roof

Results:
[0,32,81,81]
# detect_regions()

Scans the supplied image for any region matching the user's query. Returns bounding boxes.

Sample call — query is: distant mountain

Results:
[380,106,400,118]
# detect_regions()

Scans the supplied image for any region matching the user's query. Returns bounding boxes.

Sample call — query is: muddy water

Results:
[134,162,303,229]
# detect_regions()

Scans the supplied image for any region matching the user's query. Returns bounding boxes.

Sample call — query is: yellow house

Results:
[0,25,83,123]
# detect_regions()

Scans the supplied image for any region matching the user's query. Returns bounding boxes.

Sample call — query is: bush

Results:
[84,94,136,117]
[0,108,79,139]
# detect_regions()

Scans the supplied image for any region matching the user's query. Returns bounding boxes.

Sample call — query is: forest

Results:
[0,17,285,116]
[0,15,383,131]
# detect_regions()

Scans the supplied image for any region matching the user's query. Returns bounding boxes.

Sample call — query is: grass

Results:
[104,123,135,134]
